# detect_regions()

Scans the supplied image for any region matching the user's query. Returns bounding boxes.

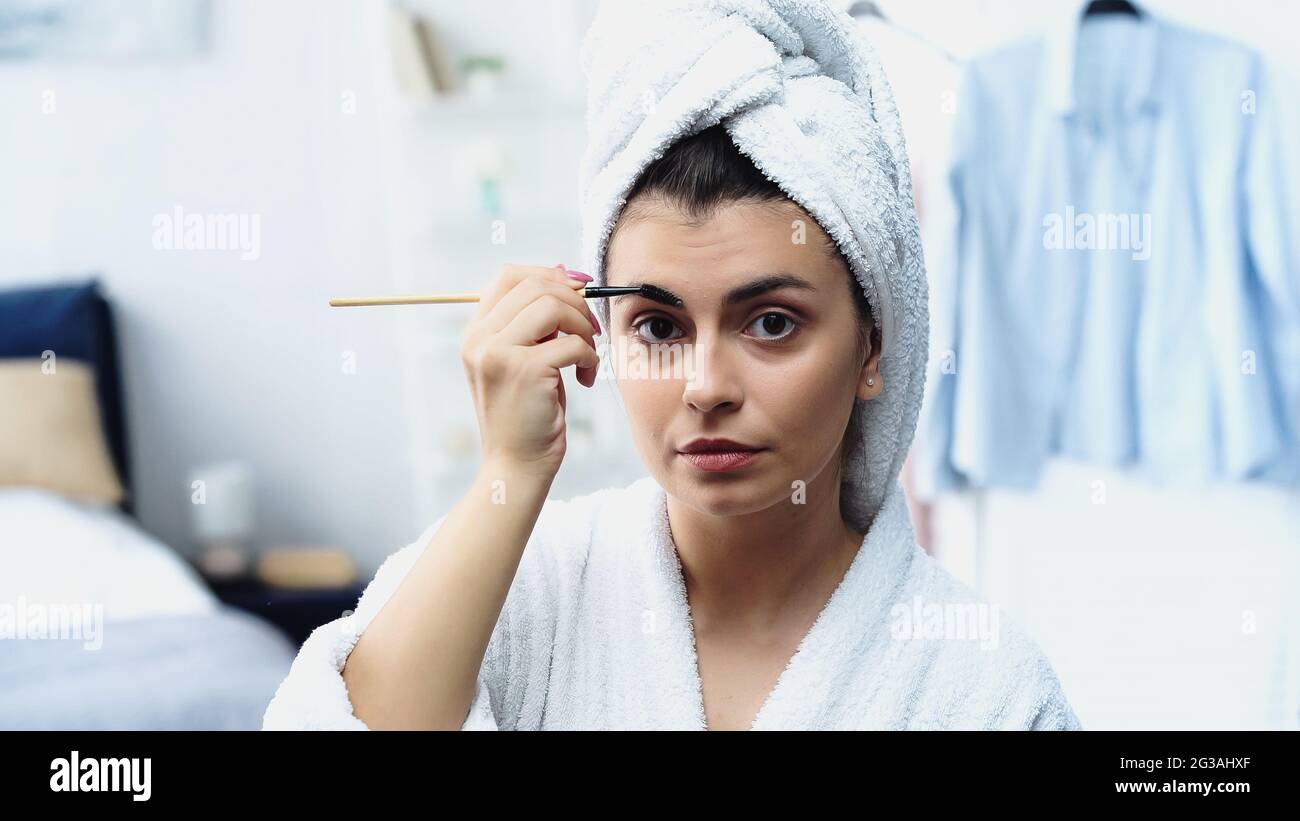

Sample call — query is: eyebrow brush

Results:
[328,283,682,308]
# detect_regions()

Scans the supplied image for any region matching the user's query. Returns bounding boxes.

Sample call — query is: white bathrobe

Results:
[263,2,1082,731]
[262,476,1081,730]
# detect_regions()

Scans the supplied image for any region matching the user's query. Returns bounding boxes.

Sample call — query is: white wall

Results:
[0,0,419,570]
[2,0,1293,600]
[0,0,620,574]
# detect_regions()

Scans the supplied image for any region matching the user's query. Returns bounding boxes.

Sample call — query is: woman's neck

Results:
[664,465,864,633]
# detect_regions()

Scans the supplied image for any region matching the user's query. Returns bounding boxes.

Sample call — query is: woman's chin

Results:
[660,459,791,518]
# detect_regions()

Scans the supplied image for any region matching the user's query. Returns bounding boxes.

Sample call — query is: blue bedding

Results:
[0,607,297,730]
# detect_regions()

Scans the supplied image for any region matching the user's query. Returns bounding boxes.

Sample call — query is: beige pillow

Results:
[0,358,126,505]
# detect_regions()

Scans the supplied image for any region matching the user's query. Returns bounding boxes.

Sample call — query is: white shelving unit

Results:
[367,0,642,528]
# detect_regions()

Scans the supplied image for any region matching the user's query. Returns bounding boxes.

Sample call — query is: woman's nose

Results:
[681,338,743,413]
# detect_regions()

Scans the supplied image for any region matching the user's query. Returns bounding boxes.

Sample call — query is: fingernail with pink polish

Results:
[566,270,593,283]
[589,311,602,336]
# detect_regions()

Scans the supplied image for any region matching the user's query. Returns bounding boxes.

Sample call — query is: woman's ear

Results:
[856,324,884,401]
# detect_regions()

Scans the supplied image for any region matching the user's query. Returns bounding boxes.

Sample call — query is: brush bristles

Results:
[639,283,684,307]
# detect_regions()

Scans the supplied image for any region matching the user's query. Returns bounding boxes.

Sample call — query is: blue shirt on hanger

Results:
[914,4,1300,499]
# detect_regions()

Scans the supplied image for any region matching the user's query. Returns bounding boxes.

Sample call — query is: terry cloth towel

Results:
[263,476,1081,730]
[261,0,1078,730]
[578,0,929,533]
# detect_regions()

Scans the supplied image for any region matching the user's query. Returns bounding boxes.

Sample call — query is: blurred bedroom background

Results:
[1,0,1296,730]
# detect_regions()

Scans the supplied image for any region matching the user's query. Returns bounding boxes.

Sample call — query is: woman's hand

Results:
[343,263,598,729]
[460,264,601,479]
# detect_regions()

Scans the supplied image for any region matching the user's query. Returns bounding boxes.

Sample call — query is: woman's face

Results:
[605,196,883,520]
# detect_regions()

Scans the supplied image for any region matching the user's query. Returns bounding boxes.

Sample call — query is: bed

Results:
[0,280,297,730]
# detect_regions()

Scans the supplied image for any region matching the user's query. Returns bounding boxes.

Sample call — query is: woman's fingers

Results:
[460,264,602,391]
[481,272,595,338]
[473,264,539,320]
[500,294,599,352]
[531,332,600,374]
[474,264,584,323]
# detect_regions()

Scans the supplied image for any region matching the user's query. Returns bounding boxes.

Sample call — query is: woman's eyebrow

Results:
[610,273,815,310]
[722,274,815,306]
[609,281,684,309]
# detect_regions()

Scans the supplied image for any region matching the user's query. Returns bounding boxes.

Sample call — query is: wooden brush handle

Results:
[328,293,480,307]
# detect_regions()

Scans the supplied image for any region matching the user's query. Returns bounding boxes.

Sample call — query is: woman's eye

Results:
[633,316,684,343]
[745,312,798,341]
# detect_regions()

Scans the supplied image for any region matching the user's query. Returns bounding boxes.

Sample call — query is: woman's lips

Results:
[679,449,765,472]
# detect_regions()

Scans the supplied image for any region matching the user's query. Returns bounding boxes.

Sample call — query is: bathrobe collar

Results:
[631,475,918,730]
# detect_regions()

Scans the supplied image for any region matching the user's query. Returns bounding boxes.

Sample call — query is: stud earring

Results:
[867,377,874,386]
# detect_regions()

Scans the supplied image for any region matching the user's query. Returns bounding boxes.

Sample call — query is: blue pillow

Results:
[0,279,131,510]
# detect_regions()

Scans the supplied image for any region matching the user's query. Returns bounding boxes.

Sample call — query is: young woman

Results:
[263,1,1079,731]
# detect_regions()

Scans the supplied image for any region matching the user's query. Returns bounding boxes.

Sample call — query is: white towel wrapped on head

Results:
[578,0,928,533]
[261,1,1083,731]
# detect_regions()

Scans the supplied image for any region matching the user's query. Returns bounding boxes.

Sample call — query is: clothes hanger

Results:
[847,0,959,64]
[1083,0,1144,18]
